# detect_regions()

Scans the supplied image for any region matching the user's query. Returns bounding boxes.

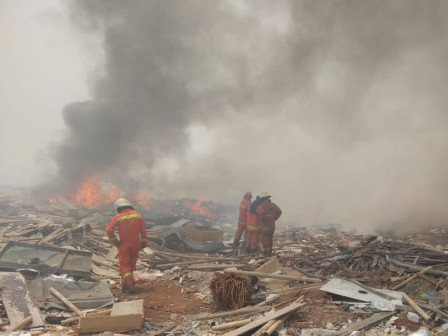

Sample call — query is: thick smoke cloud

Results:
[39,0,448,233]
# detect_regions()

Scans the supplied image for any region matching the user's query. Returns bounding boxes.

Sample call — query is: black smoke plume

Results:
[37,0,448,232]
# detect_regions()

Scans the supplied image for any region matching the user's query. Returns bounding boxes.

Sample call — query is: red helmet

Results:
[244,192,252,198]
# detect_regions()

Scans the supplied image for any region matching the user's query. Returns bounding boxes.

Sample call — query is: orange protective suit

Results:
[233,198,251,246]
[257,199,282,256]
[245,197,262,252]
[105,208,148,290]
[245,208,261,252]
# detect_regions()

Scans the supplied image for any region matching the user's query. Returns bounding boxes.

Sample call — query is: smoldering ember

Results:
[0,185,447,336]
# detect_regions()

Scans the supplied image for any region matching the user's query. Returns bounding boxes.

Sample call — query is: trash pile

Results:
[1,187,448,335]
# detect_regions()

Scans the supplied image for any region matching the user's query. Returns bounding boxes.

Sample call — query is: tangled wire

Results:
[209,273,252,311]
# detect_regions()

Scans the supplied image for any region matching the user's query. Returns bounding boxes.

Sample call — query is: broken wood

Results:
[157,260,208,269]
[269,283,322,294]
[263,311,293,336]
[50,287,83,317]
[417,273,445,288]
[392,266,433,290]
[389,260,448,277]
[197,306,271,320]
[252,320,276,336]
[61,309,113,326]
[402,293,431,322]
[54,197,79,218]
[5,315,33,332]
[78,299,144,334]
[332,312,396,336]
[187,264,245,270]
[223,269,322,283]
[155,249,238,262]
[211,317,252,331]
[91,254,120,271]
[222,300,305,336]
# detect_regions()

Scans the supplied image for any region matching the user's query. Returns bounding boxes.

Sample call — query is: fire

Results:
[74,173,122,209]
[183,200,214,218]
[131,188,152,210]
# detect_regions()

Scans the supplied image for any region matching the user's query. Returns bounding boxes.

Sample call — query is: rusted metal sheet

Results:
[0,272,44,328]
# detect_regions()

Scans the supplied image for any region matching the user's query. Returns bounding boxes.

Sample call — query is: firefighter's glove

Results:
[141,241,148,249]
[113,240,122,248]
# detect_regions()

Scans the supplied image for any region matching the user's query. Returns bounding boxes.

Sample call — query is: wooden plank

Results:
[91,263,120,277]
[106,246,118,261]
[256,258,305,289]
[223,270,322,283]
[0,272,44,328]
[402,293,431,322]
[50,287,83,317]
[111,299,143,316]
[78,300,144,334]
[222,301,305,336]
[78,314,143,334]
[332,312,396,336]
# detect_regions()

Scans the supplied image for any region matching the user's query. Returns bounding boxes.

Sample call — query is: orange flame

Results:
[183,200,214,217]
[74,173,122,209]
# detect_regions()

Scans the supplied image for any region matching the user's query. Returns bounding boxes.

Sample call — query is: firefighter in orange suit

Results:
[106,198,148,294]
[257,192,282,257]
[232,192,252,248]
[245,195,262,253]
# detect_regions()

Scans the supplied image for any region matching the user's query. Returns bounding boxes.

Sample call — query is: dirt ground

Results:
[110,278,211,324]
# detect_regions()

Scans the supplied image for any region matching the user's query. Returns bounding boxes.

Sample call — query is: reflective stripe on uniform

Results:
[123,272,133,278]
[261,226,274,232]
[141,238,148,242]
[116,214,142,222]
[247,225,261,231]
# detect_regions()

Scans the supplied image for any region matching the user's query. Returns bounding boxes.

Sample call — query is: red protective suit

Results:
[233,198,251,246]
[257,199,282,256]
[106,208,148,292]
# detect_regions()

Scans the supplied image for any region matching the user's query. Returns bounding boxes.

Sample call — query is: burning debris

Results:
[2,186,448,335]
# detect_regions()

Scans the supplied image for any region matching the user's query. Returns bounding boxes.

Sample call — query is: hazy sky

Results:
[3,1,448,233]
[0,0,91,185]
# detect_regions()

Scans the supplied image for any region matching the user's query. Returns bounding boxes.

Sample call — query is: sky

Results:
[2,1,448,234]
[0,0,93,185]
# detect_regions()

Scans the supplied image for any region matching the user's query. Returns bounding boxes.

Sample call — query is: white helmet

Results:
[259,192,271,199]
[114,198,131,209]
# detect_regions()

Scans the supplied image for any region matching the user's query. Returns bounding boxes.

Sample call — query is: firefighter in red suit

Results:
[257,192,282,257]
[106,198,148,294]
[232,192,252,248]
[245,195,262,253]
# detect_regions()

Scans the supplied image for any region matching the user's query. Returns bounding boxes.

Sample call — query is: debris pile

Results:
[1,187,448,335]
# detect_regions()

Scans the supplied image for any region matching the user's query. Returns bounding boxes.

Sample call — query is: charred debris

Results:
[0,187,448,335]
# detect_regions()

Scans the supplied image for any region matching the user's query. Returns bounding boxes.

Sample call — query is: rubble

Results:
[1,187,448,335]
